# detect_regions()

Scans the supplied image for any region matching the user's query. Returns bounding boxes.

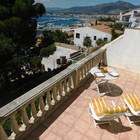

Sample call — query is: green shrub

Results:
[40,44,56,57]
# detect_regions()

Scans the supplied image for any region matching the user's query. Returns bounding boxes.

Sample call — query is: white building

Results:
[41,46,77,71]
[74,25,113,48]
[118,9,140,27]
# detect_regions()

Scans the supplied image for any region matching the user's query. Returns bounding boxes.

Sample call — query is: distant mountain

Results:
[46,7,65,12]
[47,1,140,14]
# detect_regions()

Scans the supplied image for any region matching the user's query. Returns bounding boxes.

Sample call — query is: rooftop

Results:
[24,67,140,140]
[90,25,123,35]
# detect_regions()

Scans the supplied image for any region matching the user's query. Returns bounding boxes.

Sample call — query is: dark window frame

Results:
[104,37,108,42]
[94,36,97,40]
[76,33,80,38]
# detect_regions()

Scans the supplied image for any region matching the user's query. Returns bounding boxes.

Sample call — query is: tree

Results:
[40,44,56,57]
[0,34,16,87]
[96,38,106,47]
[54,30,69,43]
[41,30,69,44]
[0,0,45,86]
[110,23,124,31]
[111,29,119,40]
[83,36,92,48]
[41,30,55,47]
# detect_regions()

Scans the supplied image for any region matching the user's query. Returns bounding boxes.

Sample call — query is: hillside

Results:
[47,1,140,14]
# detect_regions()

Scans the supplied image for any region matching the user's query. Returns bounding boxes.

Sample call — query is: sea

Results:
[36,15,83,35]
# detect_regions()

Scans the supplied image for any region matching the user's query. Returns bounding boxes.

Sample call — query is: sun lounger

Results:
[89,97,128,127]
[121,93,140,125]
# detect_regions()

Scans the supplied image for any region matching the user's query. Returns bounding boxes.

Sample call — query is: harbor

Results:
[36,14,87,34]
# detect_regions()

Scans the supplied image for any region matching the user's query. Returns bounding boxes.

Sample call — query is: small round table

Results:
[90,67,119,96]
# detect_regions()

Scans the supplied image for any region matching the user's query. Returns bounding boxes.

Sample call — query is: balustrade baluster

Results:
[66,78,69,92]
[71,74,74,89]
[0,123,7,140]
[64,79,67,95]
[62,81,66,96]
[45,91,51,110]
[10,114,20,139]
[59,81,62,98]
[21,107,29,127]
[56,84,61,100]
[79,68,82,80]
[89,61,92,69]
[74,70,79,89]
[51,86,57,105]
[86,64,89,75]
[37,96,45,117]
[30,102,37,121]
[39,96,45,112]
[83,65,86,78]
[68,76,71,92]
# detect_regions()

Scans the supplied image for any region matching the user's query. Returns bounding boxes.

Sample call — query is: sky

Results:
[35,0,140,8]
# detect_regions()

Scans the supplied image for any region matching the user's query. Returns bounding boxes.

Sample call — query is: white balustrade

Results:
[0,48,105,140]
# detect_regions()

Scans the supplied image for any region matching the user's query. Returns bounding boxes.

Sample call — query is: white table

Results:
[90,67,119,96]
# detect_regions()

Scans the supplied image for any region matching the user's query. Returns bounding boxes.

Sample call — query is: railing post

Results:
[74,70,80,89]
[0,122,7,140]
[40,96,45,112]
[37,96,45,117]
[10,114,20,139]
[68,76,71,92]
[31,102,37,120]
[83,65,86,78]
[59,81,62,98]
[52,85,57,105]
[62,81,66,96]
[71,74,74,89]
[21,107,29,127]
[45,91,51,110]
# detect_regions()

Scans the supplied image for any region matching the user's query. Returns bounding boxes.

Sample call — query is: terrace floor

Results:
[24,67,140,140]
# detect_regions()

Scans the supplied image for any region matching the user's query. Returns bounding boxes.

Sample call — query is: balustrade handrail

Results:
[0,35,123,120]
[0,48,104,119]
[0,35,125,140]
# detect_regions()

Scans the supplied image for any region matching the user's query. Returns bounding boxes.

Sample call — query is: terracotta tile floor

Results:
[24,67,140,140]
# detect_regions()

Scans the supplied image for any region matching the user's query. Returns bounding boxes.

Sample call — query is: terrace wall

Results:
[106,28,140,74]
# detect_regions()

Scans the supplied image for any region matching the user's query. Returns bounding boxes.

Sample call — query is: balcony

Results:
[0,28,140,140]
[24,67,140,140]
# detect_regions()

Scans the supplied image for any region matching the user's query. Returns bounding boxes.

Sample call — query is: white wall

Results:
[74,27,111,48]
[107,28,140,73]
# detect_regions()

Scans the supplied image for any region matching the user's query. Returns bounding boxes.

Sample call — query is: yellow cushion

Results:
[90,97,107,116]
[105,105,128,115]
[122,94,140,111]
[90,98,128,116]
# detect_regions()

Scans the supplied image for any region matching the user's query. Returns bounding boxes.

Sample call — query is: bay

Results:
[37,15,81,26]
[36,15,82,35]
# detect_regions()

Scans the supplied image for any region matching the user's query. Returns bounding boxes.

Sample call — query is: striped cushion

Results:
[122,94,140,111]
[90,97,128,116]
[90,97,107,116]
[106,105,128,114]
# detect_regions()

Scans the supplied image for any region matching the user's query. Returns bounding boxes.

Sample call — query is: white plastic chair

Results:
[89,97,128,127]
[121,94,140,125]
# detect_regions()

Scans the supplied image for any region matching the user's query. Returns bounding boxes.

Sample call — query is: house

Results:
[118,9,140,27]
[74,25,119,48]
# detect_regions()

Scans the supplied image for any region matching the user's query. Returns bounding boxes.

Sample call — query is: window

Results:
[94,36,97,40]
[104,37,108,42]
[76,33,80,38]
